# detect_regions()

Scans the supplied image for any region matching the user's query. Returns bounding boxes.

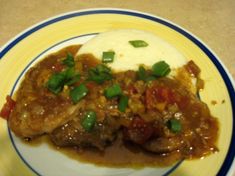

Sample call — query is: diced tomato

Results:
[185,60,201,77]
[145,85,188,110]
[146,86,172,109]
[145,87,157,109]
[157,87,173,103]
[0,95,16,120]
[176,95,189,109]
[123,117,154,144]
[85,82,96,90]
[127,85,138,95]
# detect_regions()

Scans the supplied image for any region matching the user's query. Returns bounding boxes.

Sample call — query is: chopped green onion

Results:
[152,61,171,77]
[46,67,81,94]
[88,64,112,84]
[65,74,80,86]
[137,65,147,81]
[104,84,122,99]
[62,53,75,67]
[81,111,96,132]
[46,73,65,94]
[118,95,129,112]
[137,66,157,82]
[102,51,115,63]
[145,76,156,82]
[167,119,182,133]
[63,67,75,80]
[60,67,80,86]
[96,64,111,74]
[70,84,88,103]
[129,40,148,48]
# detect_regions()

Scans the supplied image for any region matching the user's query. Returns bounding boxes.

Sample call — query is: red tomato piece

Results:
[145,87,157,109]
[127,85,138,95]
[146,86,172,108]
[176,95,189,109]
[146,85,188,110]
[85,82,96,90]
[157,87,171,102]
[0,95,16,120]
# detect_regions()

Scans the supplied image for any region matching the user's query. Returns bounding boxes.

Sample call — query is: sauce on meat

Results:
[9,45,219,167]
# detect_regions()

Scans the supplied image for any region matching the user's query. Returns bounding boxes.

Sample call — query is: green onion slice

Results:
[145,76,156,82]
[46,67,80,94]
[63,67,75,79]
[81,111,97,132]
[65,74,80,86]
[104,84,122,99]
[61,67,80,86]
[88,64,112,84]
[137,65,147,81]
[46,73,65,94]
[129,40,148,48]
[102,51,115,63]
[118,95,129,112]
[62,53,75,67]
[167,119,182,133]
[70,84,88,103]
[152,61,171,77]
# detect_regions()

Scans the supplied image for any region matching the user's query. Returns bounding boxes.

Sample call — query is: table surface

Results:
[0,0,234,175]
[0,0,234,80]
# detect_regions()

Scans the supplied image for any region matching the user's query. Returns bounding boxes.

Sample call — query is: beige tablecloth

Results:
[0,0,234,79]
[0,0,234,175]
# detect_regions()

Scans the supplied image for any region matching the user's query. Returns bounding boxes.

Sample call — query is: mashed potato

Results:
[77,29,187,72]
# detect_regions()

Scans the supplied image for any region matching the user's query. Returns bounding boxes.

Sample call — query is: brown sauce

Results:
[24,135,181,168]
[11,45,219,168]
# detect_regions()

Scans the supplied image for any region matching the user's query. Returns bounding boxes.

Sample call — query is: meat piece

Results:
[123,117,154,144]
[143,137,183,153]
[9,96,84,138]
[8,46,85,138]
[50,116,120,150]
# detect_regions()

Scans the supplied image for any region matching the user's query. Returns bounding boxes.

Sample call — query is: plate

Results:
[0,8,234,176]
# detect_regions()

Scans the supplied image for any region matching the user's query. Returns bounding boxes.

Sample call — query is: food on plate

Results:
[0,29,219,167]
